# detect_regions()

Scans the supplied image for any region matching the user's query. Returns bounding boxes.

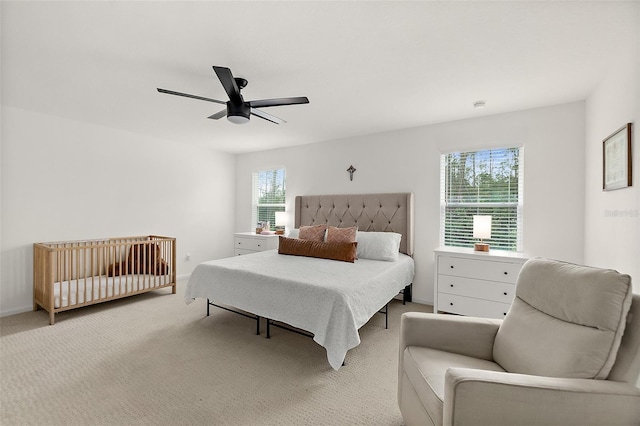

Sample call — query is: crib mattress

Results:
[53,274,171,308]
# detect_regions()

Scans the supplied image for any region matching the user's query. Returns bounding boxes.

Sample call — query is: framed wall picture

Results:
[603,123,632,191]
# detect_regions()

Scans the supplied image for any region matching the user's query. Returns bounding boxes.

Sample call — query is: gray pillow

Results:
[493,258,632,379]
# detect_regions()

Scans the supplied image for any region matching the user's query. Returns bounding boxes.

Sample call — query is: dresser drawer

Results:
[438,275,515,304]
[438,256,522,284]
[437,293,511,319]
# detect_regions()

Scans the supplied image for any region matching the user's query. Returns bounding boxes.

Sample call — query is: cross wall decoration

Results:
[347,165,357,181]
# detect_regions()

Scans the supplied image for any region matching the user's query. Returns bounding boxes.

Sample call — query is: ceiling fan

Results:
[157,66,309,125]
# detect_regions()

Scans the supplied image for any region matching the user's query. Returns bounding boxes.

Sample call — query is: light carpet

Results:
[0,279,430,425]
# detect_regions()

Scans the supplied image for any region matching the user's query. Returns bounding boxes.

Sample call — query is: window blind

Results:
[440,147,523,251]
[252,169,286,230]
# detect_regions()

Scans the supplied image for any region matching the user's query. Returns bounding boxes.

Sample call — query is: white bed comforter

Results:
[185,250,414,370]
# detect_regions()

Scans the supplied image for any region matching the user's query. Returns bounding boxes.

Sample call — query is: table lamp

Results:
[473,215,491,252]
[275,211,288,235]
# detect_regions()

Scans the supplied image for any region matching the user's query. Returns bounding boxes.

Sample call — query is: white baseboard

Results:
[0,305,34,318]
[410,297,433,307]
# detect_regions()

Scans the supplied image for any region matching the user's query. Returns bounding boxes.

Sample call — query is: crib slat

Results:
[65,246,71,310]
[90,245,95,302]
[56,247,61,312]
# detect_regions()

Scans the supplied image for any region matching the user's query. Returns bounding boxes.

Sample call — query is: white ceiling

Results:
[2,1,638,154]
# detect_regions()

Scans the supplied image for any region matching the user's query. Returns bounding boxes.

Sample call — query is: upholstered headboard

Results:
[294,193,414,256]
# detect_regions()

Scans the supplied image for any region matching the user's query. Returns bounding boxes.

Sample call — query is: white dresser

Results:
[434,247,528,319]
[234,232,279,256]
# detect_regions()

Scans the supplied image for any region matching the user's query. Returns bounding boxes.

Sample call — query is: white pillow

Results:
[287,228,299,239]
[356,231,402,261]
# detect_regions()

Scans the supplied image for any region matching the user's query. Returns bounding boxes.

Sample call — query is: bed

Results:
[33,235,176,324]
[185,193,414,370]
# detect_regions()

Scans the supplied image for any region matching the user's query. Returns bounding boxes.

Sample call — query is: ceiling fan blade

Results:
[213,66,243,104]
[251,108,285,124]
[157,88,226,105]
[248,97,309,109]
[207,109,227,120]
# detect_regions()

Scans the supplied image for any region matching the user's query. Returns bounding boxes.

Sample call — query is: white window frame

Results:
[439,147,524,251]
[252,168,286,231]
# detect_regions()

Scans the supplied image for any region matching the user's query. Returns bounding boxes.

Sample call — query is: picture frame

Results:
[603,123,632,191]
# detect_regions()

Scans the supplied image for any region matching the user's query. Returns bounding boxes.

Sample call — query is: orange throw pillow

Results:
[298,224,327,242]
[326,226,357,244]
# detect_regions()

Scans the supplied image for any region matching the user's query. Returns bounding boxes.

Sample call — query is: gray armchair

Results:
[398,258,640,426]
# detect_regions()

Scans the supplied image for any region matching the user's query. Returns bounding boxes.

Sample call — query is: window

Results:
[440,147,523,251]
[252,168,286,231]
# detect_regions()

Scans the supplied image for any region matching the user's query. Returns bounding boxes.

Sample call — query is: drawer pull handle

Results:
[503,312,507,316]
[450,302,454,306]
[450,265,454,269]
[450,284,454,288]
[504,272,508,275]
[257,244,261,247]
[503,292,508,296]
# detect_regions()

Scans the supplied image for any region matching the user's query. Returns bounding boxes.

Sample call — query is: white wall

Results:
[1,106,236,317]
[236,102,586,304]
[584,14,640,290]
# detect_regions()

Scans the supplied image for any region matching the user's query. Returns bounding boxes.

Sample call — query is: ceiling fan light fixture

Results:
[227,114,250,124]
[227,102,251,124]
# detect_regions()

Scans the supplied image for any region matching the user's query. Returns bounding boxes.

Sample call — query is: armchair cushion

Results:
[493,258,632,379]
[403,347,505,424]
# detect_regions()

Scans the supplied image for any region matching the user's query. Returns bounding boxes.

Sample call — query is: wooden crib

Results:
[33,235,176,324]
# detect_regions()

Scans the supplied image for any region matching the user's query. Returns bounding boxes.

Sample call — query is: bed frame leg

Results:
[266,319,271,339]
[207,298,210,316]
[172,283,177,294]
[49,311,55,325]
[403,284,413,304]
[256,316,261,335]
[385,303,388,329]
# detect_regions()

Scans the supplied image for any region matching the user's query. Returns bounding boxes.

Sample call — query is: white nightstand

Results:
[234,232,280,256]
[434,247,528,319]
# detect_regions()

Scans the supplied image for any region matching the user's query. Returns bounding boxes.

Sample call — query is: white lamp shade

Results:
[275,211,289,227]
[473,215,492,239]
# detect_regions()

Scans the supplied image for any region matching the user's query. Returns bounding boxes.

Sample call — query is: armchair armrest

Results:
[443,368,640,426]
[399,312,501,361]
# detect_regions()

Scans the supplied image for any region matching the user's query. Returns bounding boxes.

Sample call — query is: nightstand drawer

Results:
[437,293,511,319]
[233,232,279,254]
[235,237,267,251]
[234,248,256,256]
[438,256,522,284]
[438,275,515,304]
